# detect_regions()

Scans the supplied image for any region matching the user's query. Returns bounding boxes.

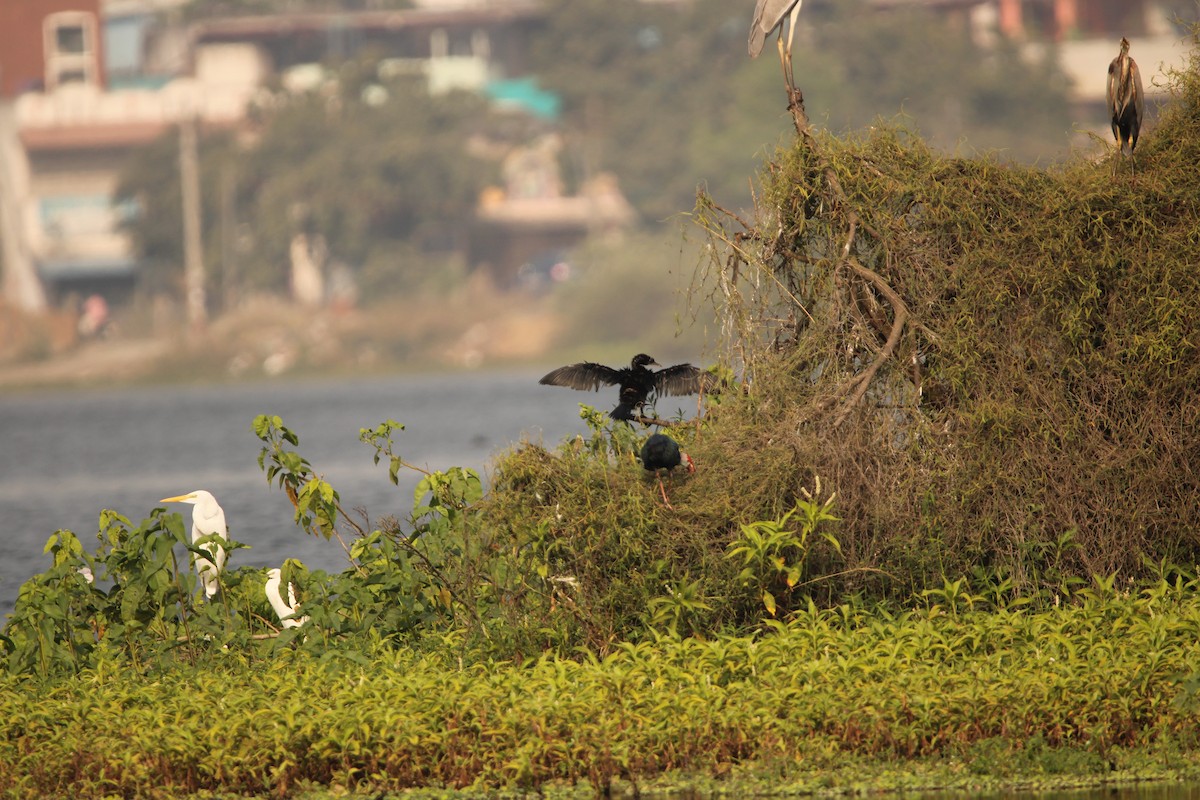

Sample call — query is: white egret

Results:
[161,490,228,599]
[749,0,804,93]
[265,568,308,629]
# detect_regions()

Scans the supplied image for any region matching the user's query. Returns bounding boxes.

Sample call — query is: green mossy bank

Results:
[6,35,1200,800]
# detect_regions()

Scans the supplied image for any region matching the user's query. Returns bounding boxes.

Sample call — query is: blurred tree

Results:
[529,0,1073,221]
[529,0,760,222]
[118,0,1076,308]
[792,0,1072,159]
[117,66,492,305]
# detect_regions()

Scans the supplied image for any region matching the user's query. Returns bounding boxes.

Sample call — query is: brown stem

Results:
[834,257,910,427]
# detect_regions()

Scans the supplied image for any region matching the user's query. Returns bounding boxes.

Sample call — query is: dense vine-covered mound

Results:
[478,44,1200,643]
[690,44,1200,595]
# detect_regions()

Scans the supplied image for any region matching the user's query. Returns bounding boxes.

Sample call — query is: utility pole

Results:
[179,114,206,331]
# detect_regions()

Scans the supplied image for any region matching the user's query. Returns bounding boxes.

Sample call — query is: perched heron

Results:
[640,433,695,509]
[1107,37,1144,172]
[539,354,714,423]
[749,0,804,92]
[161,490,228,599]
[265,567,308,629]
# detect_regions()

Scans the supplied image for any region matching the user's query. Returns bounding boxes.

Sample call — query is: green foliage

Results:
[11,36,1200,799]
[3,585,1200,797]
[0,508,268,677]
[0,415,497,680]
[726,482,841,617]
[255,413,342,539]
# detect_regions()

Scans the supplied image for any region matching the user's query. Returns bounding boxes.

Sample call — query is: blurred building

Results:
[0,0,553,310]
[1,0,1193,312]
[995,0,1197,122]
[851,0,1196,110]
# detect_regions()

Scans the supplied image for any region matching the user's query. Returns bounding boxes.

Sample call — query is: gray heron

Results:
[749,0,804,92]
[1107,37,1144,173]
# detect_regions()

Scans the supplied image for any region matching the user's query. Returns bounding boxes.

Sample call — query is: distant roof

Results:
[20,122,170,151]
[191,3,544,42]
[39,256,138,281]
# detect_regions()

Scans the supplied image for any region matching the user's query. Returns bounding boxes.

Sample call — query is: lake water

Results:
[0,368,605,617]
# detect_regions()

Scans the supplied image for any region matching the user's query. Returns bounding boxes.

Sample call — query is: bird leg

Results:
[778,8,806,120]
[776,34,792,92]
[656,473,674,510]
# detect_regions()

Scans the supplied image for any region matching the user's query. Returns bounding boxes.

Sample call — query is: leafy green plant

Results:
[646,578,713,636]
[726,479,841,617]
[4,585,1200,797]
[0,507,261,677]
[255,414,350,545]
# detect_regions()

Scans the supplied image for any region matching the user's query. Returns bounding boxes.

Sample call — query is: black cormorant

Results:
[539,353,713,422]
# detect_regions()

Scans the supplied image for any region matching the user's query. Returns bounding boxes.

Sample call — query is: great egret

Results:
[1107,37,1144,172]
[749,0,804,92]
[265,568,308,629]
[539,354,714,422]
[161,490,228,599]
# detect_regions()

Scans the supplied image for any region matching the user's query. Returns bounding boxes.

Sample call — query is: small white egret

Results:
[265,568,308,629]
[161,490,228,599]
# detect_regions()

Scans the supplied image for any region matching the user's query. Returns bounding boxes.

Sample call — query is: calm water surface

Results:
[0,368,599,616]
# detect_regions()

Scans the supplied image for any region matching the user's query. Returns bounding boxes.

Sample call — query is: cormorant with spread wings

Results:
[539,353,714,422]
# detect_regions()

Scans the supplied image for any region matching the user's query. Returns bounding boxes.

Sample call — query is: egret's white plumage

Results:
[161,490,228,599]
[749,0,803,90]
[265,568,308,629]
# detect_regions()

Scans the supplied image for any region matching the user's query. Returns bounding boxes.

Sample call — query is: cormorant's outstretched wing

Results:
[539,362,625,392]
[652,364,715,397]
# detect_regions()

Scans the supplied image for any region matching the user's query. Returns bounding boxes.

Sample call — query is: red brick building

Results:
[0,0,106,98]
